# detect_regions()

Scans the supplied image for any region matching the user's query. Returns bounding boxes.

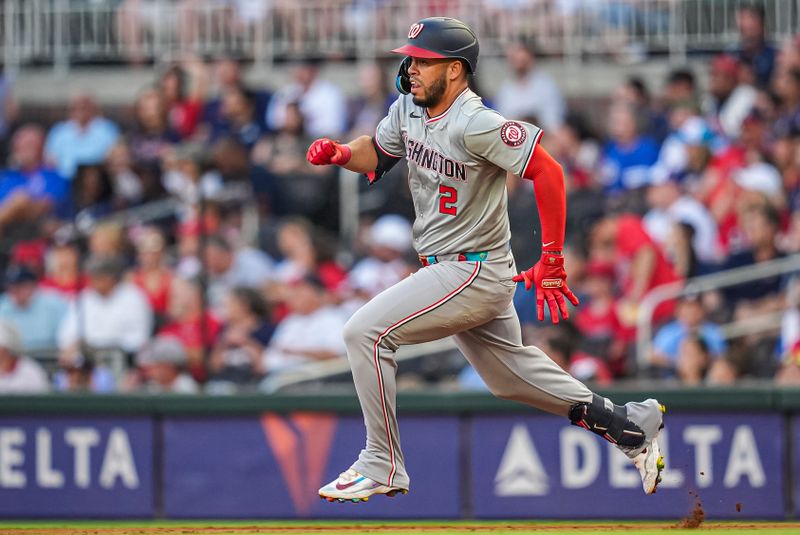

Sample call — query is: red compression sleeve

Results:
[522,145,566,252]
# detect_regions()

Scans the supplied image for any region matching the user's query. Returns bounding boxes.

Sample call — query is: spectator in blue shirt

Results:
[649,294,727,376]
[203,57,271,139]
[721,204,785,309]
[0,125,70,229]
[599,103,659,196]
[730,2,777,89]
[209,86,266,152]
[0,265,68,353]
[45,93,120,180]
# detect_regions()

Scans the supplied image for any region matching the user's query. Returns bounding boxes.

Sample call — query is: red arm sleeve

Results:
[522,145,566,252]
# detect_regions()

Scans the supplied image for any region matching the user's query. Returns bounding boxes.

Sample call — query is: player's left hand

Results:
[513,252,580,324]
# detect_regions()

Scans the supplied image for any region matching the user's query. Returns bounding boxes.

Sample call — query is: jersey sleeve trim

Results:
[520,127,544,178]
[374,133,405,159]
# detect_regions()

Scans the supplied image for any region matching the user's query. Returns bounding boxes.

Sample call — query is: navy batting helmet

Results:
[392,17,479,94]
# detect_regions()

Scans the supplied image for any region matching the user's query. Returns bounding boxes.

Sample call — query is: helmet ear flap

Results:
[395,56,411,95]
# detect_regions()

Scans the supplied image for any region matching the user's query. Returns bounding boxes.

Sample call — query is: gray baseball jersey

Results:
[338,86,662,493]
[375,87,542,256]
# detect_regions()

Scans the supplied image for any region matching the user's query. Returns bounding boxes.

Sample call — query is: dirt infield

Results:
[2,524,800,535]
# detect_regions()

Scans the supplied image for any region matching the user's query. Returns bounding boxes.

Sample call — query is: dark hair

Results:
[546,336,573,360]
[161,65,187,101]
[737,1,766,21]
[230,287,269,319]
[754,203,781,229]
[564,112,598,141]
[300,274,327,292]
[789,68,800,86]
[626,76,650,102]
[549,321,582,357]
[667,68,696,88]
[512,36,539,58]
[73,164,113,208]
[225,85,255,109]
[675,221,702,278]
[682,334,711,376]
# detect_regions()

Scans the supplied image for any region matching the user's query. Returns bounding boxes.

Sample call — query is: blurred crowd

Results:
[0,2,798,395]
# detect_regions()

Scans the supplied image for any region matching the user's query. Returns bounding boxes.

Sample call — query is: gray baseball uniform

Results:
[345,88,647,490]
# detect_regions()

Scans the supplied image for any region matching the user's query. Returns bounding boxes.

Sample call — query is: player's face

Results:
[408,57,452,109]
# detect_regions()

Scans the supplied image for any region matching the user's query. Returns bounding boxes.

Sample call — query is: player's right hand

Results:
[306,138,352,166]
[512,252,580,324]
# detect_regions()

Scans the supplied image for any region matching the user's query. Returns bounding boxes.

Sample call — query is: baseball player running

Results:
[307,17,665,503]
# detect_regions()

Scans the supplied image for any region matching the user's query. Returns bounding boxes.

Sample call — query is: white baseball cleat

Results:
[632,404,666,494]
[318,468,408,503]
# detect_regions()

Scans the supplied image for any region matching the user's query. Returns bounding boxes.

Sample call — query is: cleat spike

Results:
[659,404,667,414]
[657,457,665,470]
[362,496,368,502]
[326,497,334,502]
[337,498,345,503]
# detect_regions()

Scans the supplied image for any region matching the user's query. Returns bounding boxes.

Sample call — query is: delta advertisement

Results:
[471,413,785,519]
[0,412,792,518]
[0,417,153,517]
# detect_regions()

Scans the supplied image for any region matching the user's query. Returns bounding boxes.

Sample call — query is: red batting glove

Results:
[512,252,580,324]
[306,138,352,166]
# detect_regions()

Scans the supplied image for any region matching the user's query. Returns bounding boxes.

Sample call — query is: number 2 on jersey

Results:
[439,185,458,216]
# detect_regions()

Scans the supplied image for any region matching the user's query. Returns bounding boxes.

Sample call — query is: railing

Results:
[260,337,458,393]
[2,0,799,74]
[54,181,258,245]
[635,253,800,369]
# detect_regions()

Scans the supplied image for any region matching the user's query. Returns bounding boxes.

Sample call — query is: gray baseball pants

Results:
[343,248,595,490]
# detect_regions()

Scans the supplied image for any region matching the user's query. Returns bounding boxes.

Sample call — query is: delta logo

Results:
[261,412,338,516]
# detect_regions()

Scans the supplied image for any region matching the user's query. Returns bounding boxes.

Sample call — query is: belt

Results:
[419,251,488,267]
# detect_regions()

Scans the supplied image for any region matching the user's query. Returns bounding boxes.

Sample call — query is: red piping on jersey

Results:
[374,135,403,159]
[372,261,482,487]
[425,87,471,124]
[522,144,567,252]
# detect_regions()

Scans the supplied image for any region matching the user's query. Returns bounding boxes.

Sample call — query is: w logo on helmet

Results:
[408,23,424,39]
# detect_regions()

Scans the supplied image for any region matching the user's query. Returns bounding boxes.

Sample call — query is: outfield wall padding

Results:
[0,387,797,519]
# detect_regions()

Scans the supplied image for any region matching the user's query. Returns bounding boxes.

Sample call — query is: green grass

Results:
[0,520,798,535]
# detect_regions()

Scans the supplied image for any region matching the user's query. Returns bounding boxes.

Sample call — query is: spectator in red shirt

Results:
[159,277,221,383]
[266,218,347,321]
[590,214,683,330]
[159,62,207,140]
[574,260,628,376]
[129,226,173,320]
[39,243,87,298]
